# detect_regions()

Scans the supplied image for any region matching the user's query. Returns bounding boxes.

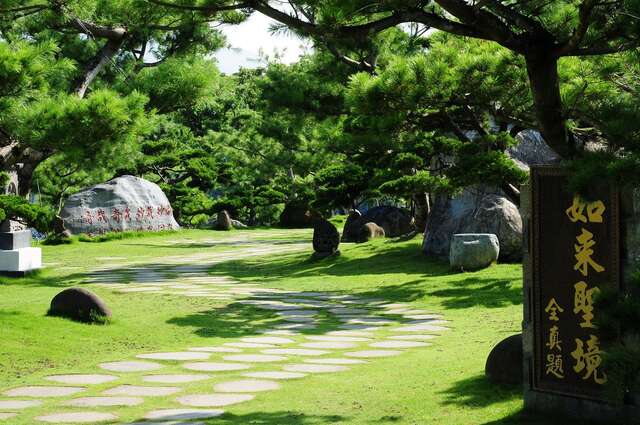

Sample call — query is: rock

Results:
[312,219,340,258]
[424,186,522,262]
[49,288,111,323]
[449,233,499,271]
[231,219,247,229]
[341,210,362,242]
[485,334,523,386]
[343,206,415,240]
[356,222,385,243]
[61,176,179,235]
[215,210,232,231]
[507,130,560,171]
[279,204,321,228]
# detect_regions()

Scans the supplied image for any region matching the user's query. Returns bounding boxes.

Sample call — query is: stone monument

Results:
[0,222,41,276]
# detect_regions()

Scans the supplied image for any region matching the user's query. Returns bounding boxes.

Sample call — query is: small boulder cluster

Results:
[213,210,247,231]
[311,206,415,259]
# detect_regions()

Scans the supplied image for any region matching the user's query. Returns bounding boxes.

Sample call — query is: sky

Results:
[214,12,311,74]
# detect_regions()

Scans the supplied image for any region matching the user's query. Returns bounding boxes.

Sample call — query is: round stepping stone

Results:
[144,409,224,421]
[388,334,437,341]
[338,324,382,331]
[241,337,294,345]
[177,393,254,407]
[403,314,443,320]
[63,396,143,407]
[262,348,328,356]
[283,364,349,373]
[136,352,210,361]
[189,347,242,353]
[0,399,42,409]
[183,362,251,372]
[300,342,358,349]
[224,342,275,348]
[345,350,402,358]
[326,330,374,337]
[329,308,369,314]
[103,385,180,396]
[0,413,16,420]
[214,380,280,393]
[36,412,117,423]
[3,386,85,397]
[306,335,370,342]
[242,371,306,380]
[370,341,431,348]
[282,316,317,323]
[223,354,287,363]
[143,374,211,384]
[278,310,317,316]
[346,318,393,325]
[304,358,367,365]
[44,374,117,385]
[99,361,162,372]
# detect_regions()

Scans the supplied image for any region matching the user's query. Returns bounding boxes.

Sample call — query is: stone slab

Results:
[103,385,180,397]
[300,342,358,349]
[136,352,210,361]
[388,334,437,340]
[64,396,143,407]
[99,361,163,372]
[242,371,307,380]
[223,354,287,363]
[240,337,294,345]
[182,362,251,372]
[0,399,42,409]
[188,347,242,353]
[0,413,16,421]
[304,358,367,365]
[370,341,430,348]
[214,380,280,393]
[36,412,117,423]
[224,342,275,348]
[143,409,224,421]
[143,374,211,384]
[45,374,118,385]
[345,350,402,358]
[306,335,370,342]
[283,364,349,373]
[0,247,41,272]
[3,386,84,398]
[177,393,255,407]
[262,348,329,356]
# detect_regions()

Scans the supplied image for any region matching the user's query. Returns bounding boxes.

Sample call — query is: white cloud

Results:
[214,12,311,74]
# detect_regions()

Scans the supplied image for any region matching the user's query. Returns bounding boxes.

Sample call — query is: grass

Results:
[0,228,592,424]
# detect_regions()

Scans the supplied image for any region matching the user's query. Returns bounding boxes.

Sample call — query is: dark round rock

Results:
[279,204,321,228]
[341,210,362,242]
[49,288,111,323]
[312,219,340,254]
[485,334,522,386]
[356,222,385,243]
[215,210,233,231]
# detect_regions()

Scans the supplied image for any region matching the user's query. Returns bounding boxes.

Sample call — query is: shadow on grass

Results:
[125,411,346,425]
[128,238,309,250]
[440,374,521,408]
[428,277,522,309]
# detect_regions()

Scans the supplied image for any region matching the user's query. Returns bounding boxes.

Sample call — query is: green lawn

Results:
[0,228,584,424]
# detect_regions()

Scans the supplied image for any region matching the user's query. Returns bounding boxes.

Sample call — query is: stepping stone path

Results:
[1,235,451,423]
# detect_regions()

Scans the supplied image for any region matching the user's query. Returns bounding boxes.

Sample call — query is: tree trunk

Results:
[524,54,574,159]
[413,192,431,232]
[75,38,125,98]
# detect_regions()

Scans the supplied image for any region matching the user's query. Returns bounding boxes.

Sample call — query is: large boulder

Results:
[312,219,340,258]
[61,176,179,235]
[485,334,523,386]
[343,206,415,240]
[507,130,560,171]
[424,187,522,262]
[449,233,499,271]
[279,204,322,228]
[215,210,232,231]
[356,222,385,243]
[49,288,111,323]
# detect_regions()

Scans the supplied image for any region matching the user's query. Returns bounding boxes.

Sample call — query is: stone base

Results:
[310,250,340,260]
[0,230,32,250]
[0,247,42,273]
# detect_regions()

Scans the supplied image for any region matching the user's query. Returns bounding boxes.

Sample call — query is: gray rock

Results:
[231,219,247,229]
[485,334,523,386]
[312,219,340,257]
[424,187,522,261]
[61,176,179,235]
[507,130,560,171]
[449,233,499,271]
[215,210,232,231]
[49,288,111,323]
[356,222,385,243]
[343,206,415,240]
